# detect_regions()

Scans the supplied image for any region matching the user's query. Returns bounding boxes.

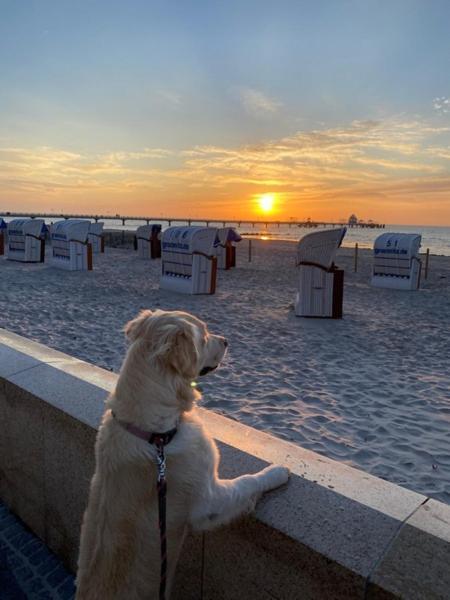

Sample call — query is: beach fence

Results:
[6,218,46,263]
[295,227,346,319]
[160,226,218,294]
[135,224,162,259]
[88,222,105,254]
[371,233,422,290]
[215,227,242,269]
[424,247,430,279]
[50,220,93,271]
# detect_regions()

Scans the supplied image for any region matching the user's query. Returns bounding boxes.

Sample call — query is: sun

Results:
[258,193,275,213]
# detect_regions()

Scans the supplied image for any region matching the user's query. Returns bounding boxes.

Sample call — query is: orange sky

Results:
[2,2,450,226]
[1,118,450,225]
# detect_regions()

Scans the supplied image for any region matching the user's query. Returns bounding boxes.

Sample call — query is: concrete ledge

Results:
[1,328,449,599]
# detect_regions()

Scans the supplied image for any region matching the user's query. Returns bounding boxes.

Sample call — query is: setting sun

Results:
[258,193,275,213]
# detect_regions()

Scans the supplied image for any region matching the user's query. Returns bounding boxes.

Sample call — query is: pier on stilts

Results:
[0,211,385,230]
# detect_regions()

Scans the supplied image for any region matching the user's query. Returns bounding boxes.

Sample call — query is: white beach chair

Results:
[215,227,242,270]
[88,222,105,254]
[295,227,346,318]
[160,226,218,294]
[6,218,46,263]
[371,233,422,290]
[50,220,93,271]
[135,224,162,259]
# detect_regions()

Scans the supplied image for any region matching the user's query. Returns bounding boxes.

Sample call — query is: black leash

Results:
[150,433,176,600]
[112,412,177,600]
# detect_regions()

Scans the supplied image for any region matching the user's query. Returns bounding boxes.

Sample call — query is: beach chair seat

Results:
[160,226,218,294]
[295,227,346,318]
[371,233,421,290]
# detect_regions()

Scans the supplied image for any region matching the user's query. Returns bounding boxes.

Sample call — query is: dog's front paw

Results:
[262,465,290,491]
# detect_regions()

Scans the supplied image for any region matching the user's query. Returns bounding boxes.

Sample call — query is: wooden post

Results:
[248,239,252,262]
[424,248,430,279]
[354,242,358,272]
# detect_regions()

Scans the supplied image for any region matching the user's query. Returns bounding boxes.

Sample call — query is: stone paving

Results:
[0,502,75,599]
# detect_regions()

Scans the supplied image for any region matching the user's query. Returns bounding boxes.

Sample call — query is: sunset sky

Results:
[1,0,450,224]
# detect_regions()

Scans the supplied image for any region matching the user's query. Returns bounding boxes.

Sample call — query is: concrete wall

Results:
[1,328,449,599]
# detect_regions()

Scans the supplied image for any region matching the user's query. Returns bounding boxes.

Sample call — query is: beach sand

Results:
[1,240,449,503]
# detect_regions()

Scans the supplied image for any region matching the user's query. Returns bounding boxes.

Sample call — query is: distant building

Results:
[348,214,358,226]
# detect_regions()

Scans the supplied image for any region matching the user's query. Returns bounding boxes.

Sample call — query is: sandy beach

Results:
[1,239,449,503]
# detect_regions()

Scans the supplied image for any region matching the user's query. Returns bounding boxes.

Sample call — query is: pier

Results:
[0,211,385,229]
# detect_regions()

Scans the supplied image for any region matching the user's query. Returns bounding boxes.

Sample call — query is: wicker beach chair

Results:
[295,227,346,318]
[215,227,242,269]
[160,226,218,294]
[371,233,422,290]
[50,220,93,271]
[6,218,46,263]
[135,224,162,259]
[88,222,105,254]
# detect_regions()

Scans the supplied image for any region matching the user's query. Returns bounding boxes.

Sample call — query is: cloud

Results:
[155,89,182,107]
[239,87,282,116]
[433,96,449,115]
[1,117,450,216]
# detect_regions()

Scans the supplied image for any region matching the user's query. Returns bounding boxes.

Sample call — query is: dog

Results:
[76,309,289,599]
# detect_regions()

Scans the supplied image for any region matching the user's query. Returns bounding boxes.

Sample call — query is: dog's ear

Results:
[167,320,199,380]
[124,310,153,342]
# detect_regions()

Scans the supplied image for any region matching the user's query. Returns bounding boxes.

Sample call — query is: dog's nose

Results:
[223,338,228,347]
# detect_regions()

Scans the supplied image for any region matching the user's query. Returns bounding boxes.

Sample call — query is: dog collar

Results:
[111,411,178,446]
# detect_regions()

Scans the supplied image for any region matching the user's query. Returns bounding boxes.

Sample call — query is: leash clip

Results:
[154,439,166,482]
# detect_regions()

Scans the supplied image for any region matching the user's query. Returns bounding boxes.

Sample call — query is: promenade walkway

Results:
[0,502,75,599]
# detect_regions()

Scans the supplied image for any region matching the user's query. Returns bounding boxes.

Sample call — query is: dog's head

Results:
[124,309,228,381]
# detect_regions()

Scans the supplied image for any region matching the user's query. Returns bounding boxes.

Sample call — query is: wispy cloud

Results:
[1,117,450,220]
[155,89,182,107]
[433,96,449,115]
[239,87,282,116]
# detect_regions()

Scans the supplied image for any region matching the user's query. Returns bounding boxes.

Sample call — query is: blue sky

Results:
[1,0,450,223]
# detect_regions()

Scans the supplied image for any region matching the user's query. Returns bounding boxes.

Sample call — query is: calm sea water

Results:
[3,216,450,256]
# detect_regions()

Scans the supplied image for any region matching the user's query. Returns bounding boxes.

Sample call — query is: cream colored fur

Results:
[76,309,289,599]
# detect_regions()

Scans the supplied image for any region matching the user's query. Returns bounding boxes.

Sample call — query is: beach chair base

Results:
[295,266,344,318]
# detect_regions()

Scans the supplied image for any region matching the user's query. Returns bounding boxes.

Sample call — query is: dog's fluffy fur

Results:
[76,309,289,599]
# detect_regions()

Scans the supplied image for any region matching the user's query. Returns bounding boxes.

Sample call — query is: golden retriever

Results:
[76,309,289,599]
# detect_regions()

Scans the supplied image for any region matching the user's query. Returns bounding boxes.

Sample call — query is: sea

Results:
[2,215,450,256]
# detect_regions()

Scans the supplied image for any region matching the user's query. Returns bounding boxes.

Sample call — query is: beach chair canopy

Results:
[374,233,421,259]
[216,227,242,246]
[136,224,162,239]
[297,227,346,270]
[51,219,90,243]
[88,222,104,236]
[162,226,217,256]
[7,218,45,238]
